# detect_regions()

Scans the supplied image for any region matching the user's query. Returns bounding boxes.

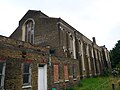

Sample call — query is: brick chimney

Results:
[92,37,96,44]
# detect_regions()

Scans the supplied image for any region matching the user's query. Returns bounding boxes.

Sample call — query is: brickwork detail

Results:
[64,65,69,80]
[53,64,59,82]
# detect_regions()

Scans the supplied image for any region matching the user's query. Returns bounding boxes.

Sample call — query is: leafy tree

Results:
[110,40,120,68]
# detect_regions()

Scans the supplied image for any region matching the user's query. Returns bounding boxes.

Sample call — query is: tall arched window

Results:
[22,18,35,44]
[69,33,73,53]
[25,21,34,44]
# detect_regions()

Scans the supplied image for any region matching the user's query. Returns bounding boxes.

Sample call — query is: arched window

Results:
[69,33,73,52]
[22,18,35,44]
[25,21,34,44]
[78,39,81,54]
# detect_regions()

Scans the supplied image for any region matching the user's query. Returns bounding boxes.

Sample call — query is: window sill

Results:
[54,81,59,84]
[73,78,77,81]
[89,74,92,76]
[83,69,86,71]
[22,85,32,89]
[65,80,69,82]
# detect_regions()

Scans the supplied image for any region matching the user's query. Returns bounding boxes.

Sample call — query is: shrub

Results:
[102,67,110,76]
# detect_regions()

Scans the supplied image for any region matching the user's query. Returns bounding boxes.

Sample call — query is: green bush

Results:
[102,67,110,76]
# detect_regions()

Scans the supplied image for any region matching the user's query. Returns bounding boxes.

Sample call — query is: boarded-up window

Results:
[54,64,59,82]
[64,65,69,80]
[73,64,77,78]
[68,64,72,75]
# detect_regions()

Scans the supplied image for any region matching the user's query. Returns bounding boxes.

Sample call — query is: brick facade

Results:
[0,10,111,90]
[0,35,80,90]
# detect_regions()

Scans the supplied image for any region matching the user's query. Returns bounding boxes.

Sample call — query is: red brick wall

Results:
[53,64,59,82]
[64,65,69,80]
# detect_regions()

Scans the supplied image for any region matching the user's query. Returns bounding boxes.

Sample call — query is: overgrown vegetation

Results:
[110,40,120,81]
[110,40,120,69]
[65,76,120,90]
[102,67,111,76]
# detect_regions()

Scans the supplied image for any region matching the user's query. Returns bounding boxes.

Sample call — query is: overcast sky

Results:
[0,0,120,50]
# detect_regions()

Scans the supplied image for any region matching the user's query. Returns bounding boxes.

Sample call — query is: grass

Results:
[66,76,120,90]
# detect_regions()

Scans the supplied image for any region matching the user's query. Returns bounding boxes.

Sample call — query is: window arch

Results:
[22,18,35,44]
[69,33,73,52]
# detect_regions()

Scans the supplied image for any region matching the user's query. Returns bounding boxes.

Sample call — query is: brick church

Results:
[0,10,111,90]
